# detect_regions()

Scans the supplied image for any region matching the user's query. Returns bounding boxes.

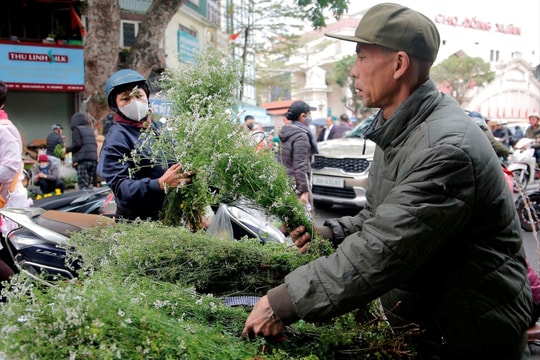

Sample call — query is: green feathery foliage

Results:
[133,49,316,238]
[68,221,325,295]
[0,222,416,359]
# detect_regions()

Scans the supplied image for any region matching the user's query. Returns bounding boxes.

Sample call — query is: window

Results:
[178,24,196,38]
[178,25,198,64]
[208,0,220,27]
[490,49,500,62]
[121,21,139,48]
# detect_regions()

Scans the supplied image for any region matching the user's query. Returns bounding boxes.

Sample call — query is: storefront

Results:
[0,41,84,150]
[0,1,86,150]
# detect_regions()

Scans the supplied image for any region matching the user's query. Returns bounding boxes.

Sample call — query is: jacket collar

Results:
[366,79,442,150]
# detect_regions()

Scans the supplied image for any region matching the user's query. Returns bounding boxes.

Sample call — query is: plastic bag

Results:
[206,204,234,241]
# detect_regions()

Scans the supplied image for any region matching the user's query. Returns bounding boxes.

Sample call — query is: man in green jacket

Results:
[242,3,533,359]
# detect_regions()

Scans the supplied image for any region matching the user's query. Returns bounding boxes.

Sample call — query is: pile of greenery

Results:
[0,222,416,359]
[133,49,314,236]
[0,50,418,359]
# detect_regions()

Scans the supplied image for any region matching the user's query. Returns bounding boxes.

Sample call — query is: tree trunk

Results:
[126,0,184,77]
[84,0,121,123]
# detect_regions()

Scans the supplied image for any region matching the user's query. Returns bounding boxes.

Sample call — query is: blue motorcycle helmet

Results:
[105,69,150,113]
[467,110,488,131]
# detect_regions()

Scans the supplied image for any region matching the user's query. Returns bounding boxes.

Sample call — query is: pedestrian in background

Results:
[513,125,524,143]
[468,111,509,159]
[31,153,65,194]
[332,113,352,139]
[66,112,98,191]
[243,3,532,358]
[317,116,336,142]
[244,114,255,132]
[525,113,540,164]
[492,120,510,147]
[278,100,318,213]
[45,123,65,169]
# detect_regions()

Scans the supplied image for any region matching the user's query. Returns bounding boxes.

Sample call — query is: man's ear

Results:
[393,51,410,79]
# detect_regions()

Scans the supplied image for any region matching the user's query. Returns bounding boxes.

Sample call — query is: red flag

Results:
[70,6,87,37]
[229,31,242,41]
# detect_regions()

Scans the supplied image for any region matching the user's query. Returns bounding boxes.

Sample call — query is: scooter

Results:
[508,138,539,192]
[32,186,113,215]
[0,198,292,282]
[0,208,115,281]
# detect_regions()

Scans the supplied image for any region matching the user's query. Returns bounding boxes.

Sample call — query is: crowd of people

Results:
[487,114,540,155]
[2,2,540,357]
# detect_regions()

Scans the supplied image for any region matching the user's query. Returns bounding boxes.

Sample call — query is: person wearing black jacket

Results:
[279,101,318,213]
[45,123,65,169]
[66,112,98,190]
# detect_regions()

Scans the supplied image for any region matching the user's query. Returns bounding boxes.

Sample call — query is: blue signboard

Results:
[177,31,199,65]
[149,98,173,116]
[0,42,84,92]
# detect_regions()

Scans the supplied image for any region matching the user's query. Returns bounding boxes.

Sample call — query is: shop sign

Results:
[434,15,521,35]
[0,42,84,92]
[177,30,199,65]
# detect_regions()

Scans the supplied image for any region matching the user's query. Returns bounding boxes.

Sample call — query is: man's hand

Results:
[299,192,309,205]
[290,226,311,254]
[241,295,284,339]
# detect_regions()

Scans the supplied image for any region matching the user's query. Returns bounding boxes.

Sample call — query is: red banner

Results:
[6,82,84,92]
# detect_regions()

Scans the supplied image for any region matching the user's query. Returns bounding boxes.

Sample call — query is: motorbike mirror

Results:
[251,131,266,146]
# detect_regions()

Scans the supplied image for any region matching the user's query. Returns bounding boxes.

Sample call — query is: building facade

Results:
[0,0,268,146]
[259,6,540,126]
[0,1,86,147]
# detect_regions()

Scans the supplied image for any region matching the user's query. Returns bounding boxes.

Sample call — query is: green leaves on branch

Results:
[431,55,494,105]
[296,0,350,28]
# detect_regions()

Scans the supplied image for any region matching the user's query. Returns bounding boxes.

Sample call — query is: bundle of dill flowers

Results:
[134,49,316,240]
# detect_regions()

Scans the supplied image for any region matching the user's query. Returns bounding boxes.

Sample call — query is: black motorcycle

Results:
[31,186,113,215]
[0,208,114,281]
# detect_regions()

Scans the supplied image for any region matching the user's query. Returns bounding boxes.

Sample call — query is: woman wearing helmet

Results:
[97,69,192,220]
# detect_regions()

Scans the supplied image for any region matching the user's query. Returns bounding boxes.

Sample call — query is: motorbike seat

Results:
[33,192,88,210]
[35,210,115,238]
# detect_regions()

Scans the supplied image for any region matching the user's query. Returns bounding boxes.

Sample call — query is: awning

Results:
[260,100,295,116]
[235,103,271,125]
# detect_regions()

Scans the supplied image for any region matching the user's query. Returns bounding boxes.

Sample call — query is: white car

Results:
[311,115,377,209]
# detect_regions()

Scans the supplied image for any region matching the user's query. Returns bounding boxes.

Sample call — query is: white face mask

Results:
[119,99,149,121]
